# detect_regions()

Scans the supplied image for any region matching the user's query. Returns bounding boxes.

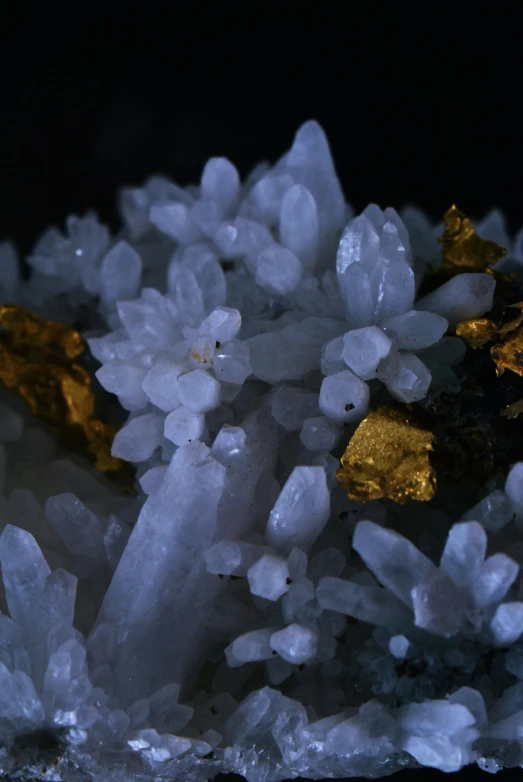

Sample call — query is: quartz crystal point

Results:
[381,310,449,351]
[225,628,278,666]
[279,184,319,273]
[0,524,51,628]
[212,413,278,541]
[397,701,478,773]
[319,369,370,423]
[342,326,392,380]
[336,209,415,327]
[89,442,227,703]
[255,243,303,295]
[352,520,437,608]
[265,465,330,554]
[99,240,142,309]
[281,120,346,261]
[440,521,487,587]
[269,624,319,664]
[247,554,290,601]
[416,272,496,327]
[316,576,411,627]
[0,526,77,689]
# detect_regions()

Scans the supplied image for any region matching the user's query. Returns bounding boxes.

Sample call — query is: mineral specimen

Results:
[2,121,523,782]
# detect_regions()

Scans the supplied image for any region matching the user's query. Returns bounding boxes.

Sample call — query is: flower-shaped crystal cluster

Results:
[75,121,498,471]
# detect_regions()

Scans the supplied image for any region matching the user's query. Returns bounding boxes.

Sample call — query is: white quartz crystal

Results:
[376,350,431,403]
[200,157,240,214]
[299,416,340,451]
[461,489,515,532]
[286,548,308,581]
[279,185,319,273]
[389,635,410,659]
[381,310,448,351]
[111,413,164,462]
[490,603,523,646]
[269,624,319,664]
[96,361,149,399]
[353,521,437,608]
[164,406,205,446]
[316,577,411,626]
[213,340,251,384]
[411,572,468,637]
[416,273,496,327]
[255,243,303,295]
[266,466,330,554]
[474,554,519,607]
[249,172,294,225]
[341,326,392,380]
[398,702,477,772]
[141,358,184,411]
[247,554,290,601]
[319,370,370,423]
[177,369,221,413]
[189,333,215,369]
[215,217,273,271]
[198,306,242,343]
[99,240,142,308]
[505,462,523,523]
[440,521,487,588]
[321,336,346,376]
[225,628,278,666]
[150,201,203,245]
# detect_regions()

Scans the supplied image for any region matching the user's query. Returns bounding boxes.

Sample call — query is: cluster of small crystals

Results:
[3,122,523,781]
[67,124,503,472]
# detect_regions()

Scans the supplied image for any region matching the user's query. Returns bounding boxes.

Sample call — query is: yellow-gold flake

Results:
[455,318,498,348]
[498,302,523,337]
[491,327,523,378]
[336,406,436,504]
[0,304,124,474]
[440,205,506,274]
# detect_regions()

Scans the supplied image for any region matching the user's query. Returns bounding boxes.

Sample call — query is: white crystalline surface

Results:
[2,119,523,782]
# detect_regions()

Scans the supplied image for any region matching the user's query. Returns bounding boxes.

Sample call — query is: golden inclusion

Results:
[336,406,436,504]
[0,304,123,473]
[455,318,498,348]
[491,328,523,378]
[440,204,506,274]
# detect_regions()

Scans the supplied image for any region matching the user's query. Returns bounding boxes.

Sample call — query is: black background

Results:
[1,2,523,780]
[1,2,522,256]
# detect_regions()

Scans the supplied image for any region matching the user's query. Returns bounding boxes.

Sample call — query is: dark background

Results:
[1,2,523,780]
[1,2,522,257]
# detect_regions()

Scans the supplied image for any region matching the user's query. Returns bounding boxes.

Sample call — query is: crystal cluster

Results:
[2,121,523,781]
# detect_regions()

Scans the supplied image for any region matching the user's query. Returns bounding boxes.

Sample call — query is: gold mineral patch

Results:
[455,318,498,349]
[491,327,523,378]
[440,204,506,275]
[336,405,436,504]
[0,304,126,475]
